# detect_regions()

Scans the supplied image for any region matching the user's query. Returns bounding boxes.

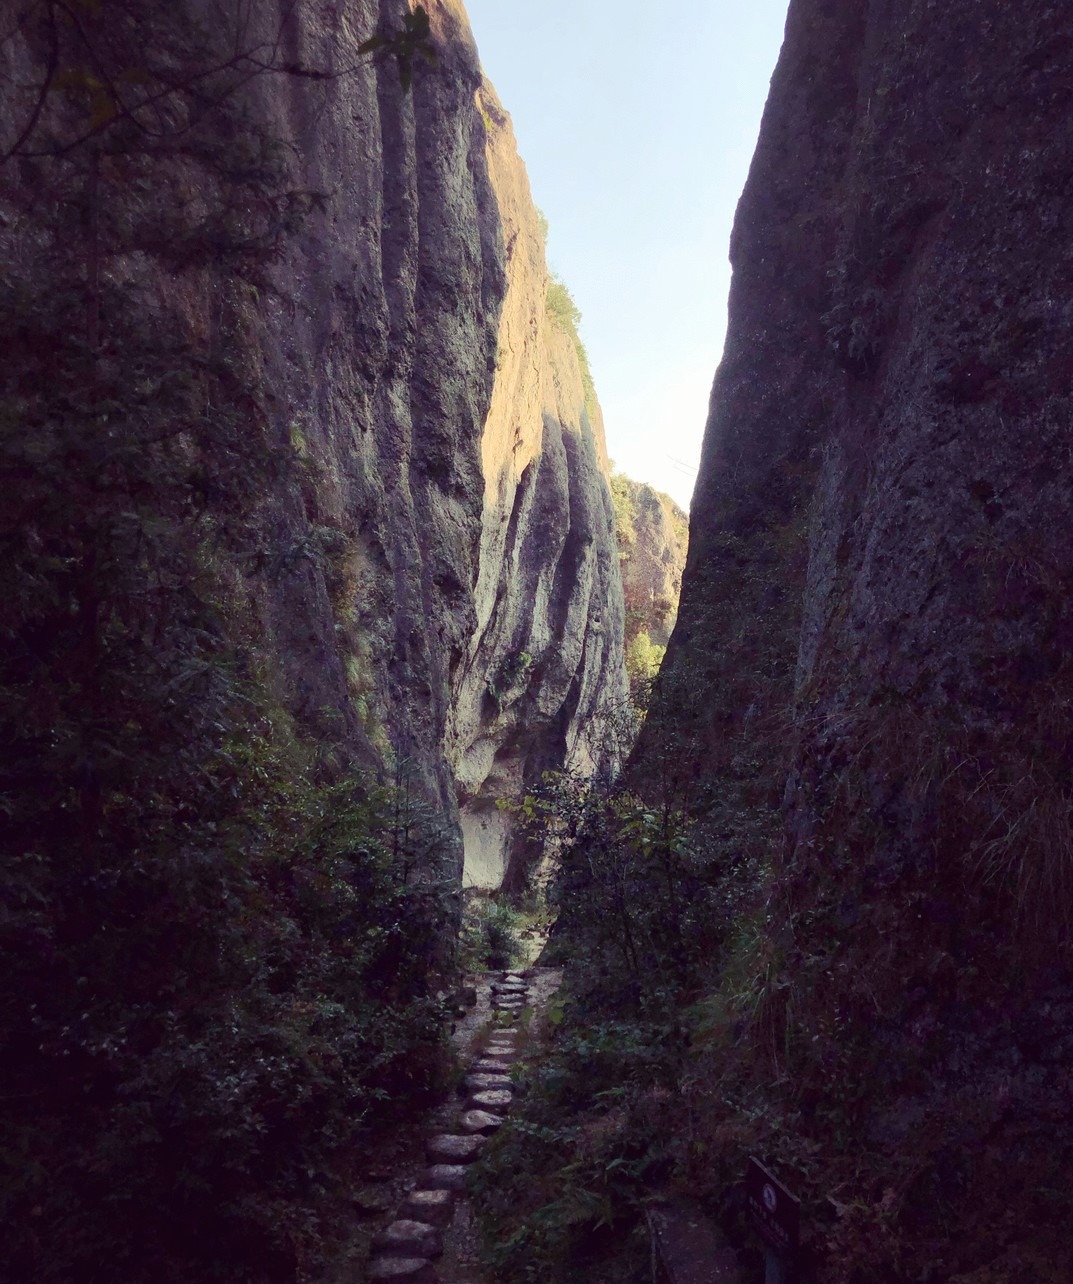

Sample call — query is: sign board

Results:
[745,1157,800,1258]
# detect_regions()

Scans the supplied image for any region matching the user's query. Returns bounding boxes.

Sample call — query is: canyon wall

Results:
[612,473,688,648]
[637,0,1073,1275]
[447,81,627,892]
[0,0,624,887]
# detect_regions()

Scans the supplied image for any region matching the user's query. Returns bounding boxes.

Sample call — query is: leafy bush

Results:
[460,896,524,971]
[0,19,454,1273]
[545,275,598,417]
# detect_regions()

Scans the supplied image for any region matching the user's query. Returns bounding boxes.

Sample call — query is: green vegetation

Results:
[607,468,688,709]
[460,896,525,972]
[472,764,716,1284]
[545,275,599,418]
[0,6,452,1280]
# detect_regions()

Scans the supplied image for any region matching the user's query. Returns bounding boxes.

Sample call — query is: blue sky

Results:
[464,0,790,509]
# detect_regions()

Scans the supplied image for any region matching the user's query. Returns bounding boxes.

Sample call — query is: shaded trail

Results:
[353,966,562,1283]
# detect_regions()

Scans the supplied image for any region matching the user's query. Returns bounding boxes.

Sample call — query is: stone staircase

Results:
[365,972,533,1282]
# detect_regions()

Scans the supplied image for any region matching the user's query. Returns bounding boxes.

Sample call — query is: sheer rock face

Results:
[0,0,625,885]
[445,84,627,893]
[639,0,1073,1271]
[615,479,688,649]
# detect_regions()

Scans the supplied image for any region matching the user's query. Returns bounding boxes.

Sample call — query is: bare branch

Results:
[0,1,60,164]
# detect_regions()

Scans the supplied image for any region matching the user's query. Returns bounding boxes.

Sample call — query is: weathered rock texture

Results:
[445,84,627,892]
[611,472,688,677]
[0,0,624,885]
[638,1,1073,1277]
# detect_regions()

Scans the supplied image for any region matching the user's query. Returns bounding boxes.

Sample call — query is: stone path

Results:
[364,969,558,1283]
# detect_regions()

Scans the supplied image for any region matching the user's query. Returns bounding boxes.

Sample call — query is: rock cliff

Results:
[636,0,1073,1275]
[0,8,627,1275]
[613,475,687,647]
[447,82,627,892]
[0,0,625,883]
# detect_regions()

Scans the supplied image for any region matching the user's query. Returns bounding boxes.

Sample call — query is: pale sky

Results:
[464,0,790,509]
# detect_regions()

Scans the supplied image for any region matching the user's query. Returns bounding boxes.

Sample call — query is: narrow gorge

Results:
[3,2,1072,1283]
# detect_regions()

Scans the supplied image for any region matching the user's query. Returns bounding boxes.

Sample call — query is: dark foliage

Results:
[0,5,452,1279]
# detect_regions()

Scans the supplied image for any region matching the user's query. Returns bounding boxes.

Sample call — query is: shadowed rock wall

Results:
[636,0,1073,1274]
[0,0,625,889]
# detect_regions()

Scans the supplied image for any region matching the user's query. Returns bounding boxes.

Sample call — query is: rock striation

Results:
[0,0,625,884]
[612,474,688,653]
[637,0,1073,1276]
[445,82,627,892]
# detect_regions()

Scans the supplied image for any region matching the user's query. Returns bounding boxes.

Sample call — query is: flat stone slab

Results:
[418,1165,469,1191]
[400,1188,454,1227]
[426,1133,485,1164]
[491,981,527,992]
[467,1088,513,1114]
[372,1220,443,1258]
[366,1258,438,1282]
[646,1199,740,1284]
[472,1058,513,1074]
[459,1109,503,1135]
[464,1072,512,1093]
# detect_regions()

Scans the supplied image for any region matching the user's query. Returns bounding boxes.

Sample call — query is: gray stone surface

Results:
[472,1058,513,1074]
[418,1165,469,1192]
[464,1072,512,1093]
[366,1258,438,1283]
[400,1188,454,1227]
[426,1134,485,1164]
[466,1089,513,1114]
[371,1221,443,1259]
[459,1109,504,1135]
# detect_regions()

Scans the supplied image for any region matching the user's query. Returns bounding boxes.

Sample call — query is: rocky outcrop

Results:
[445,85,627,892]
[637,1,1073,1276]
[611,471,687,646]
[0,0,624,884]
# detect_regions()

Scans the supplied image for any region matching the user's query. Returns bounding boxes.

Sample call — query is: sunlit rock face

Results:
[444,82,627,892]
[614,477,688,649]
[0,0,625,885]
[637,0,1073,1274]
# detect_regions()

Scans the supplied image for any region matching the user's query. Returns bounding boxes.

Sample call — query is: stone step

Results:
[466,1088,513,1114]
[372,1220,443,1259]
[399,1188,454,1227]
[418,1165,469,1191]
[472,1058,513,1074]
[366,1258,439,1282]
[459,1109,503,1135]
[464,1072,512,1093]
[425,1133,485,1165]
